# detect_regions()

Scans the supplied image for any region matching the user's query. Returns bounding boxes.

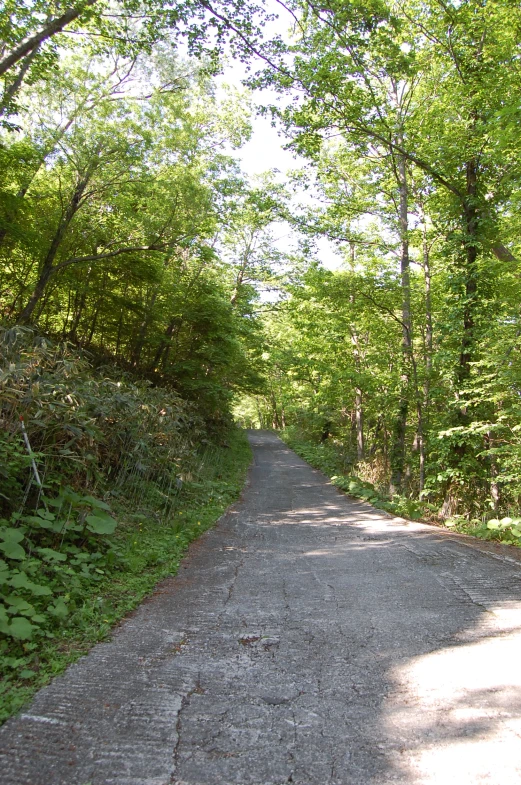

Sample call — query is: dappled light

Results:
[385,605,521,784]
[3,430,521,783]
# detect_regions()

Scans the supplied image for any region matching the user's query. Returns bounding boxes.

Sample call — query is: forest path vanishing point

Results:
[1,431,521,785]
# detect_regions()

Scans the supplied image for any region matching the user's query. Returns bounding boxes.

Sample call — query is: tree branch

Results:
[53,243,166,272]
[0,0,98,78]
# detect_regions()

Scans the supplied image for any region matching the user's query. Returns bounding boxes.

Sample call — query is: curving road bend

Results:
[2,430,521,784]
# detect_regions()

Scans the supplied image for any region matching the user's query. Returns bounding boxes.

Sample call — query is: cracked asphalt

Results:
[2,430,521,784]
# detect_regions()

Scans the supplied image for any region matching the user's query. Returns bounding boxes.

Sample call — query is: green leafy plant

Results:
[281,431,429,521]
[0,489,119,643]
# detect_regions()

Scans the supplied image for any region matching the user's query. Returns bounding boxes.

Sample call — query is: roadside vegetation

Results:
[235,0,521,540]
[0,325,252,723]
[0,430,251,723]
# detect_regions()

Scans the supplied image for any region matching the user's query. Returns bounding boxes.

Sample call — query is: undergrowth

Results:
[0,427,251,724]
[279,429,521,548]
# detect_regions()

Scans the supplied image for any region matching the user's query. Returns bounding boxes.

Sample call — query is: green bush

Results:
[445,515,521,545]
[0,325,204,515]
[281,430,428,520]
[0,489,118,643]
[0,325,253,722]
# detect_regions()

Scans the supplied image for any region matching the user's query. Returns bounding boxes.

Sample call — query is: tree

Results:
[249,0,521,513]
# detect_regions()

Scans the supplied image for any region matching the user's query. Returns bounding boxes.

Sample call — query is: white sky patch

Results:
[216,55,343,272]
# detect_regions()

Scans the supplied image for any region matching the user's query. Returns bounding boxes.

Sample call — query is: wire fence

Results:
[104,441,225,523]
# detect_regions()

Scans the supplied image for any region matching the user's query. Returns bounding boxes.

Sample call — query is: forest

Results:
[1,0,521,716]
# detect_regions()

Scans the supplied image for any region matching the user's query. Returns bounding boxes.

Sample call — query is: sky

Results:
[216,58,344,271]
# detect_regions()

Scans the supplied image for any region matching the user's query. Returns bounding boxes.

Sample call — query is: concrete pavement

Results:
[1,430,521,784]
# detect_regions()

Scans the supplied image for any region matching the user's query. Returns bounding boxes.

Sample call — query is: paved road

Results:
[2,431,521,784]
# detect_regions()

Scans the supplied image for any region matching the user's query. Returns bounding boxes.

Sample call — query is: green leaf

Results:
[0,540,26,560]
[8,616,35,640]
[4,595,35,615]
[85,515,117,535]
[9,571,52,595]
[83,495,112,511]
[0,528,25,543]
[23,515,63,532]
[28,583,53,596]
[36,508,55,521]
[7,571,30,589]
[22,514,55,530]
[37,547,67,562]
[61,489,81,505]
[48,598,68,619]
[46,497,64,508]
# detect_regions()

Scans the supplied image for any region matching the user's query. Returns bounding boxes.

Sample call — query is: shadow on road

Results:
[244,431,521,784]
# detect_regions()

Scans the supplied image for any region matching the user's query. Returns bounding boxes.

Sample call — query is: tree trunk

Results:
[17,158,98,323]
[442,157,480,515]
[457,159,478,392]
[349,321,365,462]
[0,0,98,78]
[152,318,177,369]
[270,387,281,429]
[419,212,433,494]
[68,265,93,341]
[0,46,40,115]
[485,431,500,513]
[390,148,412,494]
[355,387,364,461]
[255,398,264,429]
[132,289,158,366]
[84,307,99,348]
[230,244,251,307]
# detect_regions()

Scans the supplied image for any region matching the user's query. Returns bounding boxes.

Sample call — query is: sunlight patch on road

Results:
[385,601,521,784]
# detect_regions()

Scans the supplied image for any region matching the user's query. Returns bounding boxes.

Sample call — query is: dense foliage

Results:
[0,45,268,412]
[239,0,521,528]
[0,1,273,704]
[0,321,245,641]
[0,320,253,718]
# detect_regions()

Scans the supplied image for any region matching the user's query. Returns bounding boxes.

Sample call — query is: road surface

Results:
[2,430,521,784]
